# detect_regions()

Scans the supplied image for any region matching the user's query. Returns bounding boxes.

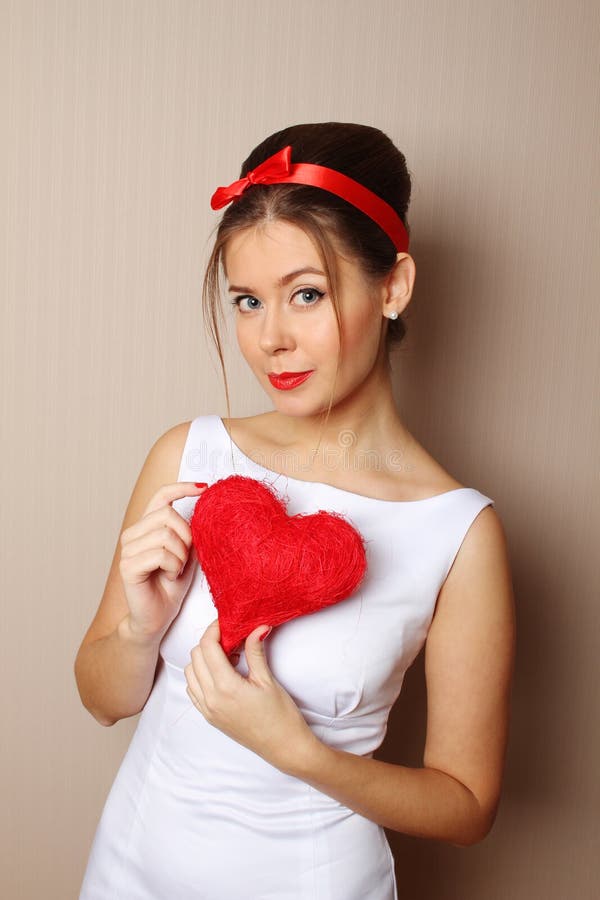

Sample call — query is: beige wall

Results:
[2,0,598,896]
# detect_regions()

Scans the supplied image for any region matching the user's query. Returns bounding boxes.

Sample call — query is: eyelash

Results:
[230,288,326,312]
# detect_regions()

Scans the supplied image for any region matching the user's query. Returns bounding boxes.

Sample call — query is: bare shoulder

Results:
[429,504,515,646]
[123,418,195,498]
[423,504,516,842]
[443,504,512,598]
[151,419,194,472]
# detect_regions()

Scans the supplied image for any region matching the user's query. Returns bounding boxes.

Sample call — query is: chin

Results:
[261,374,341,418]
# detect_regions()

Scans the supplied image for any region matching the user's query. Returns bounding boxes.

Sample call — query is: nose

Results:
[258,305,296,354]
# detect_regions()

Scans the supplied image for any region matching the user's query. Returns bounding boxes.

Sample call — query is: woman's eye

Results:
[292,288,325,307]
[230,289,324,312]
[231,295,261,312]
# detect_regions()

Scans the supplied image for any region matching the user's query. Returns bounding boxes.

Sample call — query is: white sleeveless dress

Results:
[79,414,494,900]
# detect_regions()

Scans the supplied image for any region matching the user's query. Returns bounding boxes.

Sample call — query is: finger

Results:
[178,548,198,581]
[185,682,206,716]
[144,482,209,517]
[122,497,202,549]
[119,544,184,585]
[121,522,187,562]
[244,625,273,679]
[120,525,190,582]
[189,639,216,691]
[184,657,210,699]
[150,520,196,581]
[227,639,244,666]
[197,619,240,683]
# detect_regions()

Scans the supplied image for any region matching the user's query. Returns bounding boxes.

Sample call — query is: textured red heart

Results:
[190,475,368,655]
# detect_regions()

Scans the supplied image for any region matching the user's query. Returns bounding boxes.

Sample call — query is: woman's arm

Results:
[74,422,193,725]
[75,614,165,726]
[282,505,516,847]
[186,504,515,847]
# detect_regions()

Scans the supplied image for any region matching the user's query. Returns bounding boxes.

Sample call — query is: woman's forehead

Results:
[224,221,319,267]
[222,220,359,289]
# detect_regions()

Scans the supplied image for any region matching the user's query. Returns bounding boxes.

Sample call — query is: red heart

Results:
[190,475,368,655]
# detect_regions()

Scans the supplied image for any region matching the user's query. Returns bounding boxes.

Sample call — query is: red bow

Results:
[210,146,292,210]
[208,143,410,252]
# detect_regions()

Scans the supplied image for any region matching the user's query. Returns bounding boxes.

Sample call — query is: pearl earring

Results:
[386,311,399,320]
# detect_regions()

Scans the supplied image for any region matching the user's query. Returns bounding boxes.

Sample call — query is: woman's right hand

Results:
[118,482,207,642]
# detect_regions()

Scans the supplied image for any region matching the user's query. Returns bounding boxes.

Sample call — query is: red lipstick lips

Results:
[268,370,314,391]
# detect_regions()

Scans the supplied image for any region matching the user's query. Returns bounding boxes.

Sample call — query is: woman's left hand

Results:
[184,618,318,775]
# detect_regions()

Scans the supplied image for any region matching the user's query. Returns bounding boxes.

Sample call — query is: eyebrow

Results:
[227,267,326,293]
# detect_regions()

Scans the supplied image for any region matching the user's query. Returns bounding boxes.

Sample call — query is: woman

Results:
[75,122,515,899]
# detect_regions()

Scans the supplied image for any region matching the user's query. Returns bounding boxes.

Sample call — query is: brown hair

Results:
[202,122,412,422]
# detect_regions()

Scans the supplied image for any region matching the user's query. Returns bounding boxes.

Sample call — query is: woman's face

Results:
[223,220,388,418]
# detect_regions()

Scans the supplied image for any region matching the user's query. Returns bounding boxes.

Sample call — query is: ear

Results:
[381,253,416,319]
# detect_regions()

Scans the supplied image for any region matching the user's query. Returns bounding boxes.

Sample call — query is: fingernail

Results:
[259,626,272,642]
[195,482,208,488]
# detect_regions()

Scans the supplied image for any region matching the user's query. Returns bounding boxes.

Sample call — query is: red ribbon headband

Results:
[210,145,409,253]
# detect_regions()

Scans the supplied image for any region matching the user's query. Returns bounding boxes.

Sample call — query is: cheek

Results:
[311,315,342,353]
[340,308,380,359]
[235,321,257,360]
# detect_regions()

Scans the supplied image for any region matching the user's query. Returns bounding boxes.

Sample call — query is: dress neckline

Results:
[215,416,471,506]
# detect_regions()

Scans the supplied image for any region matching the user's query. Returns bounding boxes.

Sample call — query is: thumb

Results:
[245,624,273,675]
